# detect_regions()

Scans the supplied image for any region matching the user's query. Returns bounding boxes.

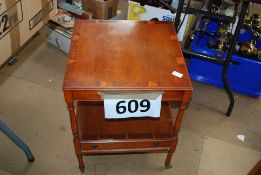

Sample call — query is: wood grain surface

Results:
[63,20,192,91]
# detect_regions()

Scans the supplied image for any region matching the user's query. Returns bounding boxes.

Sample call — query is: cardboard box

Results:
[45,8,92,54]
[128,1,189,41]
[46,25,71,54]
[0,0,57,66]
[82,0,118,19]
[110,9,126,20]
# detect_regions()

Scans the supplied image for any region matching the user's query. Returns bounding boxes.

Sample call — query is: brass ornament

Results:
[189,18,211,40]
[237,14,261,59]
[199,18,211,38]
[237,41,258,58]
[243,19,252,29]
[209,4,220,14]
[216,23,230,52]
[250,14,260,27]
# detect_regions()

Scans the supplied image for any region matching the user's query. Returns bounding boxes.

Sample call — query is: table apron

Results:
[70,90,184,101]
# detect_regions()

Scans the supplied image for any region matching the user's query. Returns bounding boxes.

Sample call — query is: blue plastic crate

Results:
[189,17,261,98]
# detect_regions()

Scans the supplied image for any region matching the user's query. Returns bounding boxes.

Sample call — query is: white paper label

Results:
[172,71,183,78]
[104,95,162,119]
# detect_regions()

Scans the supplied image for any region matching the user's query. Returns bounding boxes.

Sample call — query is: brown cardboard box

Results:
[82,0,118,19]
[0,0,57,66]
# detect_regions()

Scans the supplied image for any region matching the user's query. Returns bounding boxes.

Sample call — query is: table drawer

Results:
[80,139,174,154]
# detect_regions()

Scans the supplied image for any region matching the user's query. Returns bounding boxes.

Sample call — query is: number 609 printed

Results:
[104,95,162,119]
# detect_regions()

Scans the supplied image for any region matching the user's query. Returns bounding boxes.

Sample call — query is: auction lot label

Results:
[104,93,162,119]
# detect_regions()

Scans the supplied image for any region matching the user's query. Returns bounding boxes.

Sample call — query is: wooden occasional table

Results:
[63,20,192,173]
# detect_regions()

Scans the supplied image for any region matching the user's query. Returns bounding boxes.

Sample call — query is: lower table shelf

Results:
[77,101,176,154]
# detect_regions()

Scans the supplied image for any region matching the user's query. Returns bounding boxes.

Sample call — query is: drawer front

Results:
[80,139,174,154]
[72,90,183,101]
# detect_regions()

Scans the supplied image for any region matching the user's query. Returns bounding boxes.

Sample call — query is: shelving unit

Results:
[174,0,261,116]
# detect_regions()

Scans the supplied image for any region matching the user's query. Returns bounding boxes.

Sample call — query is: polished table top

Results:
[63,20,192,91]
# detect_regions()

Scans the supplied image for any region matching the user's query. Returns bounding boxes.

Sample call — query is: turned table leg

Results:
[165,139,178,169]
[165,91,191,168]
[67,101,85,173]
